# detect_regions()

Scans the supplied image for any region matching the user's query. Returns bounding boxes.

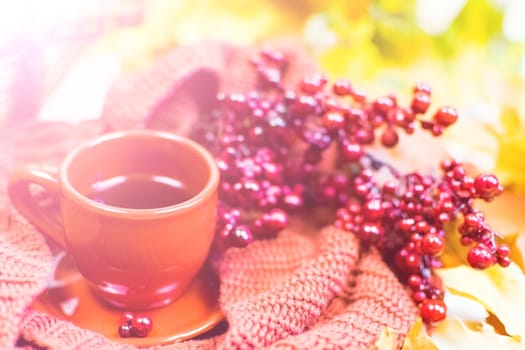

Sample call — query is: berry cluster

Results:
[190,50,509,324]
[333,159,509,323]
[118,312,153,338]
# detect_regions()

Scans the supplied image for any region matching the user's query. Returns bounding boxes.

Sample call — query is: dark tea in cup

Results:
[89,174,193,209]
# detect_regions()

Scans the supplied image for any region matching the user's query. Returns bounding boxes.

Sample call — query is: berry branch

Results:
[190,51,509,325]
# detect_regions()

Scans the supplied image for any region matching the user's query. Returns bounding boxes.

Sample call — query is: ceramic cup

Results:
[8,130,219,309]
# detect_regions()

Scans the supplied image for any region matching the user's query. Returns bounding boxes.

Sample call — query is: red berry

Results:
[437,212,450,223]
[283,193,303,211]
[405,253,422,270]
[433,106,458,126]
[359,222,383,243]
[410,233,423,245]
[332,79,353,96]
[341,142,363,161]
[289,95,317,117]
[440,159,457,171]
[460,236,474,246]
[431,124,444,136]
[413,83,432,95]
[467,244,495,269]
[120,312,134,326]
[421,233,445,255]
[351,88,367,102]
[415,221,429,234]
[347,108,366,122]
[229,225,253,247]
[322,112,346,131]
[373,96,396,117]
[496,244,510,257]
[420,299,447,323]
[462,212,484,232]
[132,315,153,338]
[360,168,377,179]
[380,128,399,147]
[402,107,416,122]
[497,255,511,267]
[459,176,475,196]
[452,165,466,180]
[221,93,248,113]
[420,120,434,130]
[408,274,423,289]
[382,180,397,194]
[354,128,375,144]
[413,290,427,303]
[411,92,431,114]
[300,74,327,94]
[263,208,289,231]
[474,174,502,199]
[119,324,133,338]
[398,218,415,232]
[362,198,384,220]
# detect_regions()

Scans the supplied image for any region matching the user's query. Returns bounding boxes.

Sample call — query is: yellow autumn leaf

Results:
[305,8,384,80]
[373,326,398,350]
[437,263,525,339]
[500,106,521,135]
[493,108,525,195]
[506,233,525,273]
[431,317,524,349]
[401,318,439,350]
[318,44,382,80]
[439,221,469,268]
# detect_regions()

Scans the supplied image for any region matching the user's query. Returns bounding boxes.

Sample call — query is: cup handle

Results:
[8,165,66,248]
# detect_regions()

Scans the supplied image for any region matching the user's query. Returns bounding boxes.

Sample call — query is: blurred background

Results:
[1,0,524,189]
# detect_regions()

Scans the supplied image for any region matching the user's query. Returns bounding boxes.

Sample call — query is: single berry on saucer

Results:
[132,315,153,338]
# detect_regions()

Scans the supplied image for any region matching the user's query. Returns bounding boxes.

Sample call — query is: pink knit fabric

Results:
[0,41,419,350]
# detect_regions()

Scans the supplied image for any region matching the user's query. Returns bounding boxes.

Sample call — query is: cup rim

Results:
[60,129,220,219]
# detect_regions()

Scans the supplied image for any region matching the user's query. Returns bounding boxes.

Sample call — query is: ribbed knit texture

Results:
[0,41,418,349]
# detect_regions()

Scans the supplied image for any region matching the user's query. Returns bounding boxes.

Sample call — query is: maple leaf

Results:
[431,317,523,349]
[491,107,525,195]
[401,318,439,350]
[374,319,440,350]
[506,232,525,273]
[437,263,525,340]
[373,326,398,350]
[439,221,469,268]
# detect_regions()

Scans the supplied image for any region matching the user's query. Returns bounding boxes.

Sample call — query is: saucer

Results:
[32,252,223,347]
